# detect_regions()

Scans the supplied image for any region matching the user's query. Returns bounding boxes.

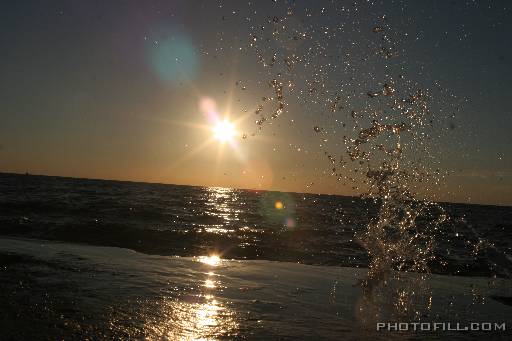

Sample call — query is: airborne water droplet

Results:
[383,83,395,96]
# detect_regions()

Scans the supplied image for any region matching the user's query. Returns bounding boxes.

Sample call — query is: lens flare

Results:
[149,34,198,86]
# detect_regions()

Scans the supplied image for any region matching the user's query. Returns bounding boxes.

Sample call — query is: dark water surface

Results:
[1,172,511,277]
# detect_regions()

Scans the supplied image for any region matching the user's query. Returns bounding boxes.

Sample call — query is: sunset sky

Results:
[1,0,511,206]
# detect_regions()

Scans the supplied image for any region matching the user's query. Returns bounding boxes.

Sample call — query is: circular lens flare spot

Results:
[213,120,236,142]
[275,201,284,210]
[286,217,296,228]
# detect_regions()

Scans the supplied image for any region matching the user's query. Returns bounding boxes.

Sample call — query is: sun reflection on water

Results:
[137,262,237,340]
[198,255,221,266]
[204,279,216,289]
[201,187,242,235]
[139,295,238,341]
[133,189,240,339]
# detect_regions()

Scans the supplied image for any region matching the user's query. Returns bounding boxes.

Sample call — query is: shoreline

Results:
[1,237,511,338]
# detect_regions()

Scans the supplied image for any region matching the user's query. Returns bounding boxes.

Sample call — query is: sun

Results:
[213,119,236,142]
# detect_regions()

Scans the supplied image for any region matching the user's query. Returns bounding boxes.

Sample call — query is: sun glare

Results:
[213,120,236,142]
[199,255,221,266]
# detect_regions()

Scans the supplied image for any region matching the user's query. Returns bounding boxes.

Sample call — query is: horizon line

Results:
[1,171,510,208]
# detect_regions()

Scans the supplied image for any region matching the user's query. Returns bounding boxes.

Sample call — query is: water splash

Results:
[214,0,511,323]
[239,2,452,322]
